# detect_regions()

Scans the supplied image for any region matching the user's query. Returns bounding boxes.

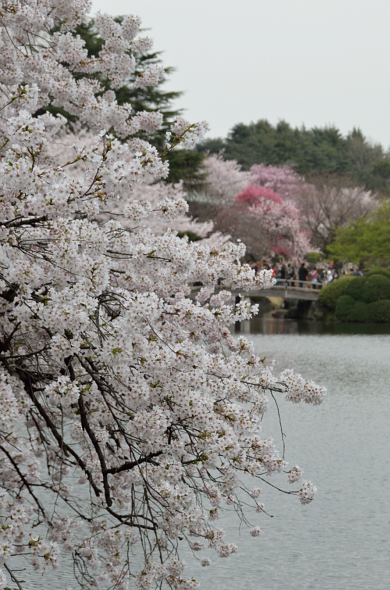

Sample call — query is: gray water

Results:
[12,319,390,589]
[192,318,390,590]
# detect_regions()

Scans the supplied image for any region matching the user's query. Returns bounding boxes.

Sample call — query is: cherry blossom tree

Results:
[246,197,312,260]
[0,3,325,590]
[215,184,311,261]
[187,154,251,224]
[108,180,231,248]
[196,161,311,260]
[236,185,283,205]
[250,163,305,200]
[250,164,378,253]
[294,179,378,251]
[186,154,251,231]
[201,154,251,203]
[49,129,228,246]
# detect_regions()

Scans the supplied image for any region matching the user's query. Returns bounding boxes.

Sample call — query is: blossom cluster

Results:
[0,2,326,589]
[250,164,305,200]
[203,157,313,261]
[237,186,312,260]
[201,154,252,204]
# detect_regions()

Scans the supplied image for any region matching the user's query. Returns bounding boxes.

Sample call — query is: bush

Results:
[328,271,390,322]
[318,276,355,311]
[335,295,356,321]
[344,276,365,300]
[348,301,370,322]
[305,252,323,264]
[369,299,390,322]
[359,274,390,303]
[366,269,390,280]
[335,296,371,322]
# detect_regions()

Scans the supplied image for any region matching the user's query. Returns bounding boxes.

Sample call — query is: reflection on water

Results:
[239,316,390,336]
[210,321,390,590]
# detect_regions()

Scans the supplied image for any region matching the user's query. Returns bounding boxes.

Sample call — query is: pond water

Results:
[193,317,390,590]
[12,318,390,589]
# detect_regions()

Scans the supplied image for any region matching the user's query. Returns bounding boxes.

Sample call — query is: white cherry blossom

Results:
[0,2,326,589]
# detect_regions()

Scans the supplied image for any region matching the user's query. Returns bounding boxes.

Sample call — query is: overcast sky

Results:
[92,0,390,147]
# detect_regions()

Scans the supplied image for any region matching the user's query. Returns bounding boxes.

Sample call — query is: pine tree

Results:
[197,119,390,195]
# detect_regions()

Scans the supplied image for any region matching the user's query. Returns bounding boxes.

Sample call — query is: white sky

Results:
[91,0,390,147]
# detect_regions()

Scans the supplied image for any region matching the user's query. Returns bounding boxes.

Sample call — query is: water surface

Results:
[193,318,390,590]
[14,319,390,589]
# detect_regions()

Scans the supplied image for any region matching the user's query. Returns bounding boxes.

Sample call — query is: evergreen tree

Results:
[197,119,390,194]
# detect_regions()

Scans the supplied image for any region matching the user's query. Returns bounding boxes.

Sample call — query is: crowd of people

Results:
[252,260,364,288]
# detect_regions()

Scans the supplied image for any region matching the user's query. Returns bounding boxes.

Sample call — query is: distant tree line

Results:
[196,120,390,195]
[51,20,390,263]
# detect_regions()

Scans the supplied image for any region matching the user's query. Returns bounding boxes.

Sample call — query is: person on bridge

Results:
[286,263,295,286]
[298,263,309,288]
[280,263,287,286]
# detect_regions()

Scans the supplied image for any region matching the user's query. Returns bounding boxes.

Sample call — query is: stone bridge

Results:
[243,283,321,301]
[192,281,322,302]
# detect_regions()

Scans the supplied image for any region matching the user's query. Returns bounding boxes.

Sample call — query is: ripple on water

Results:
[13,320,390,589]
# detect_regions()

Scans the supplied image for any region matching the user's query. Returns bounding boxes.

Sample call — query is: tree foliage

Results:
[328,201,390,267]
[236,185,283,205]
[197,120,390,194]
[192,160,312,261]
[197,159,378,256]
[294,179,377,252]
[201,154,251,204]
[250,163,304,199]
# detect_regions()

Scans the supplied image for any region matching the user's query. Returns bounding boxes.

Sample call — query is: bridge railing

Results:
[271,279,323,291]
[190,279,323,298]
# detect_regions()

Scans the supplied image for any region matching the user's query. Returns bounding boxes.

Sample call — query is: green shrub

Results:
[366,269,390,281]
[327,271,390,322]
[335,296,371,322]
[344,276,365,300]
[318,276,355,311]
[359,274,390,303]
[335,295,356,321]
[348,301,370,322]
[305,252,323,264]
[368,299,390,322]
